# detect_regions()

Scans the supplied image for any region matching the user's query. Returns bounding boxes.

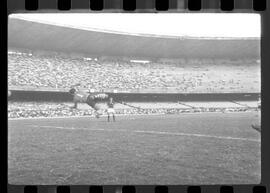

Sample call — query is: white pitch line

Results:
[8,113,165,120]
[134,130,260,142]
[30,125,260,143]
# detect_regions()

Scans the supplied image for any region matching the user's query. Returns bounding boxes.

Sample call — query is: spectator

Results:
[8,51,260,93]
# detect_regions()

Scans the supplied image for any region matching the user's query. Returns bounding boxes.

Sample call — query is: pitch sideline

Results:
[29,125,260,143]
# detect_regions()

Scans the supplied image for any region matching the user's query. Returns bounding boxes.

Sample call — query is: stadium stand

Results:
[8,51,260,93]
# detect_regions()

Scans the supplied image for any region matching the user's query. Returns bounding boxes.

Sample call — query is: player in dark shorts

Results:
[86,95,102,118]
[106,97,116,122]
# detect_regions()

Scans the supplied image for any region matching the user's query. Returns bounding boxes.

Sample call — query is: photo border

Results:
[3,0,269,193]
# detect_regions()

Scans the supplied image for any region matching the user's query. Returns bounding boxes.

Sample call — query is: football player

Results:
[106,97,116,122]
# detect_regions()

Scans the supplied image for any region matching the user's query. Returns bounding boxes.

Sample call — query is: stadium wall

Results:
[8,90,259,102]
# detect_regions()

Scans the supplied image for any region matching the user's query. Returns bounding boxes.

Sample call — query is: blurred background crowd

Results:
[8,51,260,93]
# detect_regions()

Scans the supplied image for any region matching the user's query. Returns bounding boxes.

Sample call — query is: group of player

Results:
[69,86,262,131]
[69,86,116,122]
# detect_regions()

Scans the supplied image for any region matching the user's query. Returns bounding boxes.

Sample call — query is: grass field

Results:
[8,112,261,185]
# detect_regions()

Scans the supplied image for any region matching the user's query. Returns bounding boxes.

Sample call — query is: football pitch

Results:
[8,112,261,185]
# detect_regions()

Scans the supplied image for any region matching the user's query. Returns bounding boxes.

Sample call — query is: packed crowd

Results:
[8,51,260,93]
[8,102,257,119]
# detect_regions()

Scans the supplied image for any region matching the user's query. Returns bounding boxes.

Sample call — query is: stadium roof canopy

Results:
[8,18,260,59]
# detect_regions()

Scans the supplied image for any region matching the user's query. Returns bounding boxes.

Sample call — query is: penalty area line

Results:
[29,125,260,143]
